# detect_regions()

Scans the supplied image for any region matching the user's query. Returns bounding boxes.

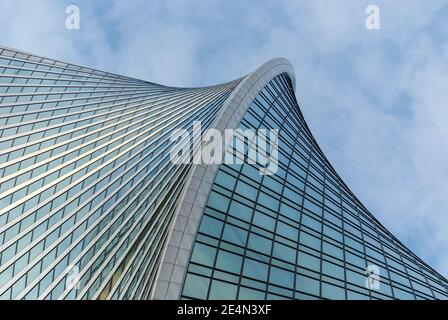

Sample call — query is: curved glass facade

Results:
[181,74,448,300]
[0,46,240,299]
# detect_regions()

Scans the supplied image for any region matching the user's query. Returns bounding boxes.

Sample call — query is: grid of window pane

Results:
[0,46,242,299]
[181,74,448,300]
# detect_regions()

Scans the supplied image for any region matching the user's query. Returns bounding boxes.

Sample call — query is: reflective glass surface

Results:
[182,74,448,300]
[0,46,241,299]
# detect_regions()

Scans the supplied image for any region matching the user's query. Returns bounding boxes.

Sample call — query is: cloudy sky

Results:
[1,0,447,277]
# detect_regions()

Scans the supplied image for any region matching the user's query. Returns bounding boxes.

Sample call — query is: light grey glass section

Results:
[0,45,241,300]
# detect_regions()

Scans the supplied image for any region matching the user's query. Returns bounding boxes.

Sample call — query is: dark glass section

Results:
[182,74,448,300]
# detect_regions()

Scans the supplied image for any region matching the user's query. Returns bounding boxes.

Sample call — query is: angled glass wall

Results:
[181,74,448,300]
[0,46,240,299]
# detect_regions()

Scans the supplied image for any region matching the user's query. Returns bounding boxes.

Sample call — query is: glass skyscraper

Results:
[0,45,447,300]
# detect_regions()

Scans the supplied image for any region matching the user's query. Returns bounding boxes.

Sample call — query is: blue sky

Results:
[1,0,448,277]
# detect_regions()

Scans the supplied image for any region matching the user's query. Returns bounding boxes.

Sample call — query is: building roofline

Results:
[151,58,296,299]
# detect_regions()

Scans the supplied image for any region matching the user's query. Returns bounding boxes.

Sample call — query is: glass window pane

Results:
[222,225,248,247]
[272,243,296,263]
[269,266,294,288]
[229,201,253,222]
[321,282,345,300]
[208,191,230,212]
[199,215,224,238]
[216,250,242,274]
[182,274,210,299]
[238,287,265,300]
[247,234,272,255]
[209,280,237,299]
[243,258,268,281]
[252,211,275,231]
[298,251,320,272]
[296,274,320,296]
[190,243,217,267]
